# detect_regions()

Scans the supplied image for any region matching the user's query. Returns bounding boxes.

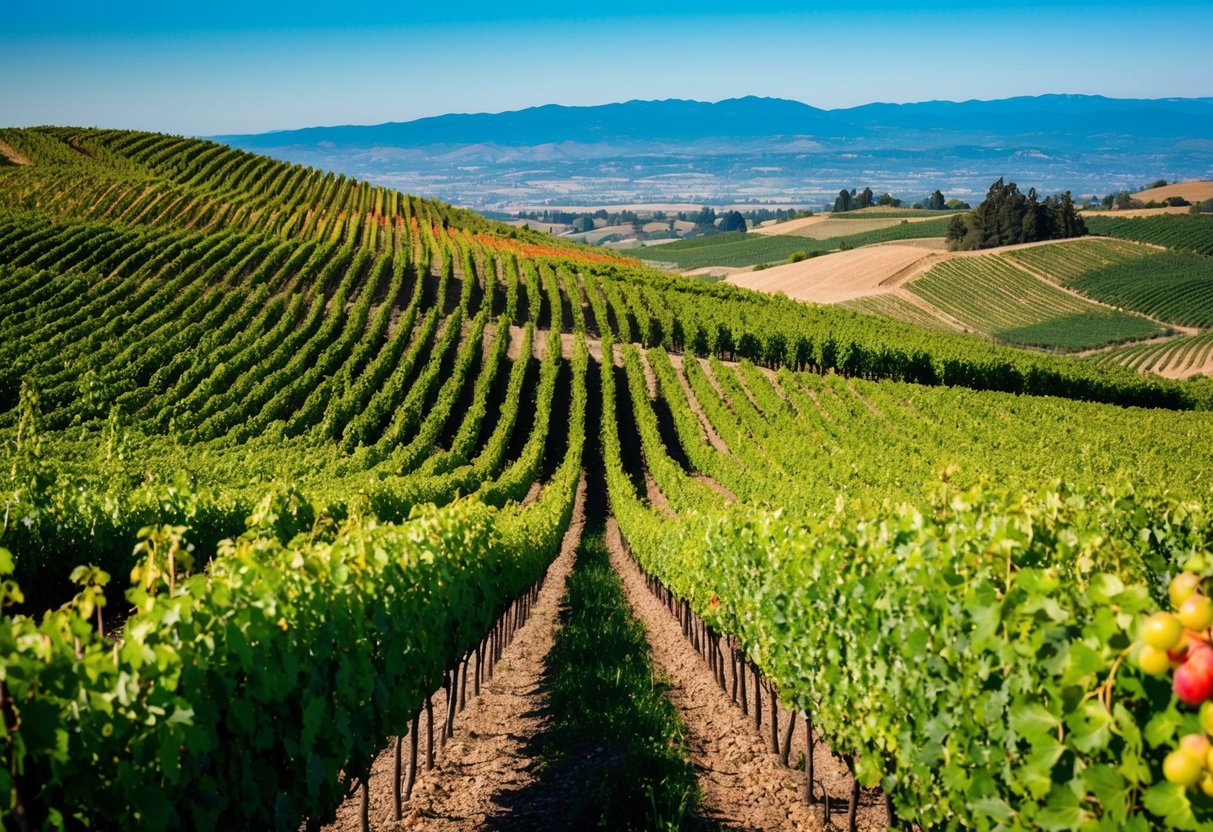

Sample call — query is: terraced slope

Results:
[839,292,961,332]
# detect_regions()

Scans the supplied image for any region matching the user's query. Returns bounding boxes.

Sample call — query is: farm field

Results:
[905,251,1168,350]
[1007,239,1213,326]
[1088,332,1213,378]
[1086,213,1213,255]
[839,292,962,332]
[641,217,954,269]
[725,235,1209,364]
[5,126,1213,832]
[727,243,940,302]
[1069,252,1213,328]
[751,212,955,239]
[1004,237,1155,283]
[1132,180,1213,204]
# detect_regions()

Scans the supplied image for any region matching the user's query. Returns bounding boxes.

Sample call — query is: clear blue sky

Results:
[3,1,1210,135]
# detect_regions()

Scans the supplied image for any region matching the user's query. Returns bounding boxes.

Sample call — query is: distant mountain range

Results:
[213,95,1213,210]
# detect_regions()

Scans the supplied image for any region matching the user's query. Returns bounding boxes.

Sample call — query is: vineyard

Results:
[3,126,1213,831]
[905,253,1167,350]
[1089,332,1213,377]
[1004,238,1153,284]
[1007,240,1213,329]
[1085,213,1213,256]
[838,293,961,332]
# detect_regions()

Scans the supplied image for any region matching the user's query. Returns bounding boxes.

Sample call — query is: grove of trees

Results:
[946,178,1087,251]
[718,210,747,233]
[833,186,873,213]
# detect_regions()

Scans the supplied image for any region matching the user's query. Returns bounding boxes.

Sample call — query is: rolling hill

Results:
[3,126,1213,831]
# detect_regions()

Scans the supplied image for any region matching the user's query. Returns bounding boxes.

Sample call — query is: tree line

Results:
[832,187,969,213]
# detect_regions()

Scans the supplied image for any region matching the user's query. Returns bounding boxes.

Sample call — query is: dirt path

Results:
[663,353,732,455]
[606,518,889,832]
[695,472,737,502]
[0,140,33,166]
[644,472,676,517]
[324,475,587,832]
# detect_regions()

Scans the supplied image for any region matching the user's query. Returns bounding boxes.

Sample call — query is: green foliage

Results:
[1072,252,1213,329]
[1006,239,1213,328]
[948,178,1088,250]
[718,209,747,233]
[3,124,1213,832]
[996,311,1164,351]
[1086,214,1213,257]
[600,343,1213,830]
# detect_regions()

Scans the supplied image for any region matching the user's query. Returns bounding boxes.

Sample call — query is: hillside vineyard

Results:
[2,127,1213,830]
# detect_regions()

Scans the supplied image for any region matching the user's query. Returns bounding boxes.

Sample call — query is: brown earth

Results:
[0,140,33,166]
[1130,180,1213,204]
[726,245,942,303]
[752,212,957,239]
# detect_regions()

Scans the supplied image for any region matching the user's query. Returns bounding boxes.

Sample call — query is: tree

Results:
[878,192,901,207]
[946,214,967,243]
[946,199,971,210]
[857,187,874,209]
[719,211,747,233]
[927,190,946,210]
[833,189,852,213]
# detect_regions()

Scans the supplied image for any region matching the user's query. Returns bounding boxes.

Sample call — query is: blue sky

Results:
[3,1,1210,135]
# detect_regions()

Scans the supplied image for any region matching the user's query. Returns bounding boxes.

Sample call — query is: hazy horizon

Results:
[216,92,1213,138]
[4,1,1212,136]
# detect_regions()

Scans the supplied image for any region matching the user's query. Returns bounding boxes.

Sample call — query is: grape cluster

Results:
[1137,572,1213,790]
